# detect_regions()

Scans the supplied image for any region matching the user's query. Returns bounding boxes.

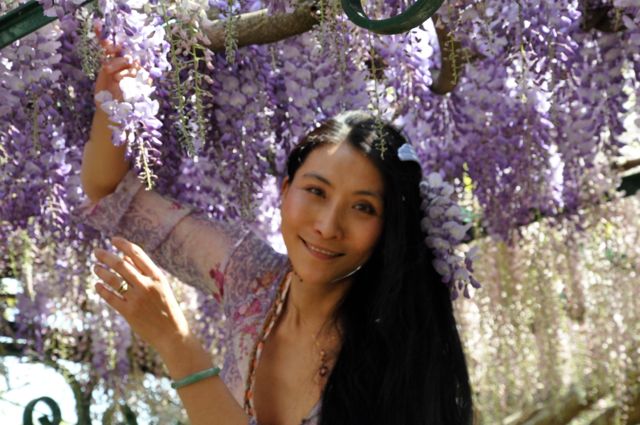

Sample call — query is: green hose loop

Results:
[341,0,444,34]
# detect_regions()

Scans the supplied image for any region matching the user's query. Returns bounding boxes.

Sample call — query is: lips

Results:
[300,237,344,259]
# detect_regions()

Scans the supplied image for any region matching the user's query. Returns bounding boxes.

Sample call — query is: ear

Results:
[280,176,291,202]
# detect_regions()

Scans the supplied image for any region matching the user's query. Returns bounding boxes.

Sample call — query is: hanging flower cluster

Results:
[460,194,640,423]
[419,172,480,299]
[39,0,84,18]
[96,0,170,188]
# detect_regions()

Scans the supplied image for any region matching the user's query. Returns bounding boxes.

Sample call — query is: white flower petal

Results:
[453,267,470,282]
[425,236,451,251]
[428,206,445,219]
[445,204,462,218]
[465,245,480,260]
[441,184,454,197]
[433,258,450,277]
[427,172,443,187]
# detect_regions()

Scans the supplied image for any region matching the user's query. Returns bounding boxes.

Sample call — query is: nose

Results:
[313,202,344,240]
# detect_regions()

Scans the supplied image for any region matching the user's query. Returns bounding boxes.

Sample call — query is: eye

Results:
[305,186,325,197]
[355,202,377,215]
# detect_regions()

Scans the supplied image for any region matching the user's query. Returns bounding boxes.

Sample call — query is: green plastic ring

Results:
[341,0,445,35]
[171,366,221,390]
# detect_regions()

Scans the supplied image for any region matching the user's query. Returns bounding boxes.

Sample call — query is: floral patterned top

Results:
[80,170,322,425]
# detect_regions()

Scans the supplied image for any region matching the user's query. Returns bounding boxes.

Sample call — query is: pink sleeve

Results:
[222,229,289,310]
[79,170,248,300]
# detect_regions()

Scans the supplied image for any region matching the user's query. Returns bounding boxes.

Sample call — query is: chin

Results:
[293,268,331,285]
[293,264,358,286]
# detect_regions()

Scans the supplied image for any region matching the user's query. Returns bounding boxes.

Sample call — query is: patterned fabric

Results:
[244,274,292,416]
[79,170,321,425]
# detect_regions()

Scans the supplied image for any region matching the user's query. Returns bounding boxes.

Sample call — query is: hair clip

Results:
[397,143,420,164]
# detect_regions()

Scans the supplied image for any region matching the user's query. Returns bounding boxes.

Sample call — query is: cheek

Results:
[353,220,383,255]
[280,191,306,236]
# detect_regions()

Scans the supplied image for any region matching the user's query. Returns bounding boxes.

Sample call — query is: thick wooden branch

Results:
[505,384,640,425]
[202,1,320,52]
[512,386,597,425]
[200,4,471,96]
[614,158,640,172]
[580,4,627,33]
[430,15,480,95]
[430,15,464,94]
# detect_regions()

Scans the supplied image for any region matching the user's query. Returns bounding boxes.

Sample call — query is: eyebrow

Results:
[301,172,383,199]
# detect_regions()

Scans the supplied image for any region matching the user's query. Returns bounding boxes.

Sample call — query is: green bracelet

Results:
[171,367,221,390]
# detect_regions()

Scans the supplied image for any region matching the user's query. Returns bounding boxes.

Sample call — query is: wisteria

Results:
[0,0,639,422]
[418,172,480,299]
[459,194,640,424]
[96,0,170,188]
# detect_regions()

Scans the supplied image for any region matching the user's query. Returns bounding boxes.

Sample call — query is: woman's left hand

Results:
[93,236,191,356]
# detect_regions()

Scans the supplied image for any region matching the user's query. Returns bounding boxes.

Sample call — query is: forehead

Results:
[297,142,384,192]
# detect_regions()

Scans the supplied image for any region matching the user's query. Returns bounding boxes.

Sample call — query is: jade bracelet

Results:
[171,367,221,390]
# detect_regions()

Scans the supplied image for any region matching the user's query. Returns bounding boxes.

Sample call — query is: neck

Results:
[281,271,351,336]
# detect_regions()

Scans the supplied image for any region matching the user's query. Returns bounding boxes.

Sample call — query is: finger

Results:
[98,38,122,60]
[102,43,122,56]
[94,264,129,295]
[112,237,162,279]
[95,281,127,312]
[94,25,121,56]
[94,248,146,287]
[96,33,120,54]
[114,68,138,82]
[104,57,132,74]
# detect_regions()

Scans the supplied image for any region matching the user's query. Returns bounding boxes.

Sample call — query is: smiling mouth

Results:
[300,238,344,258]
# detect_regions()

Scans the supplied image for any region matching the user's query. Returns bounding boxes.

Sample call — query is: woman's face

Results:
[280,141,384,286]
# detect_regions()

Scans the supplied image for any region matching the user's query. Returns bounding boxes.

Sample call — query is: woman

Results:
[83,51,473,425]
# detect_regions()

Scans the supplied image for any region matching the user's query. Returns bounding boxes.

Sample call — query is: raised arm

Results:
[84,174,248,297]
[81,47,133,202]
[79,39,244,296]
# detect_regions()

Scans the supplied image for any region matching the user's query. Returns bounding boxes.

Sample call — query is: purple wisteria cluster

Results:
[419,172,481,299]
[400,0,638,239]
[0,0,637,407]
[39,0,86,19]
[96,0,170,188]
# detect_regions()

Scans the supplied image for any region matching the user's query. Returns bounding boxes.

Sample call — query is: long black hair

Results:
[286,111,473,425]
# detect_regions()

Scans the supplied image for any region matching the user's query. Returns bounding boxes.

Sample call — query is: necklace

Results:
[286,268,342,384]
[319,349,330,378]
[313,323,339,383]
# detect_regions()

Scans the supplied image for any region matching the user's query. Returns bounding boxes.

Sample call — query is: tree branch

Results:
[430,15,463,94]
[580,2,627,33]
[504,384,640,425]
[200,4,475,97]
[512,386,597,425]
[614,158,640,172]
[202,1,320,52]
[430,15,480,95]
